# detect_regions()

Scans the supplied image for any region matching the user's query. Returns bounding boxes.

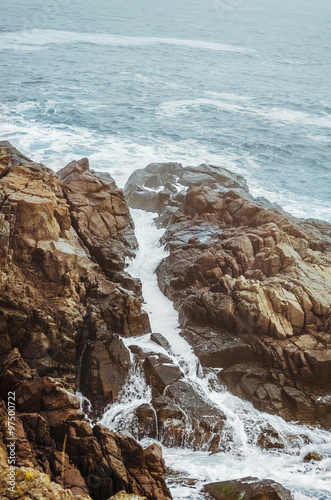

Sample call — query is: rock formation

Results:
[1,142,329,499]
[204,477,292,500]
[124,162,331,428]
[0,142,170,500]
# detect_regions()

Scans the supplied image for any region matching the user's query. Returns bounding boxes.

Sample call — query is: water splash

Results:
[99,362,152,433]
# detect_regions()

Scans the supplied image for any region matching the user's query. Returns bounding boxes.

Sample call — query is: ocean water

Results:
[0,0,330,221]
[1,1,331,498]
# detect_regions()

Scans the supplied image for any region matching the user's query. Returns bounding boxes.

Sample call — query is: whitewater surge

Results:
[100,209,331,500]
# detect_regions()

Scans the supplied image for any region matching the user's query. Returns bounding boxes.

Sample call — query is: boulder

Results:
[256,424,285,450]
[143,353,184,394]
[303,452,322,462]
[204,477,292,500]
[159,380,226,450]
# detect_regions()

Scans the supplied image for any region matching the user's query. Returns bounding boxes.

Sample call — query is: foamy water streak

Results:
[125,209,200,378]
[158,97,331,128]
[0,29,255,54]
[100,208,331,500]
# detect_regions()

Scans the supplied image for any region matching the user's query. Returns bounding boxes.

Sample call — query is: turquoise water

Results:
[0,0,330,221]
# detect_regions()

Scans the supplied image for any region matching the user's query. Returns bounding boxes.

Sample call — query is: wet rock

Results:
[131,162,331,428]
[204,477,293,500]
[124,162,249,214]
[159,380,226,450]
[152,396,187,447]
[0,147,149,400]
[79,337,131,416]
[256,424,285,450]
[150,333,171,351]
[303,452,322,462]
[134,404,157,440]
[0,349,172,500]
[124,163,183,213]
[143,354,184,395]
[92,426,172,500]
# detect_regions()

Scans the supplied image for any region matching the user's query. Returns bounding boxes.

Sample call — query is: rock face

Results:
[58,160,138,279]
[124,162,331,428]
[0,143,170,500]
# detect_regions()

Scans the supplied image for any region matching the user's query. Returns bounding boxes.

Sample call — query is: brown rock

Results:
[0,146,170,500]
[303,452,322,462]
[134,162,331,427]
[204,477,292,500]
[256,424,285,450]
[58,158,137,275]
[143,354,184,395]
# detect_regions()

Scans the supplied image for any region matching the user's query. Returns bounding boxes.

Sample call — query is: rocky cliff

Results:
[0,142,171,500]
[124,162,331,428]
[1,144,329,499]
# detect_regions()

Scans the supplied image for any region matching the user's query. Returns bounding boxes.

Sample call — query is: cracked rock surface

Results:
[124,162,331,428]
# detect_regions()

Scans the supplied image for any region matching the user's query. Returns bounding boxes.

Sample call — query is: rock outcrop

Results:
[124,162,331,428]
[204,477,292,500]
[121,343,227,451]
[0,143,170,500]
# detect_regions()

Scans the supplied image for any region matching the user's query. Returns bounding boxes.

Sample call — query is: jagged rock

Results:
[143,443,168,494]
[256,424,285,450]
[0,145,170,500]
[0,146,150,407]
[124,162,249,214]
[303,452,322,462]
[129,162,331,427]
[153,380,226,450]
[204,477,292,500]
[134,404,157,440]
[79,336,131,417]
[143,353,184,394]
[0,347,171,500]
[58,159,137,276]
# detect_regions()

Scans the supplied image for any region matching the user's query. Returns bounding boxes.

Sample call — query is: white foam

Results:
[204,90,253,102]
[157,97,331,129]
[0,102,241,187]
[0,29,255,54]
[1,100,330,223]
[99,364,152,432]
[157,98,244,117]
[126,209,199,377]
[259,107,331,129]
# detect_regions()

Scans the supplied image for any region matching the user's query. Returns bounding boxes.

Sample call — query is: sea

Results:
[1,0,331,498]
